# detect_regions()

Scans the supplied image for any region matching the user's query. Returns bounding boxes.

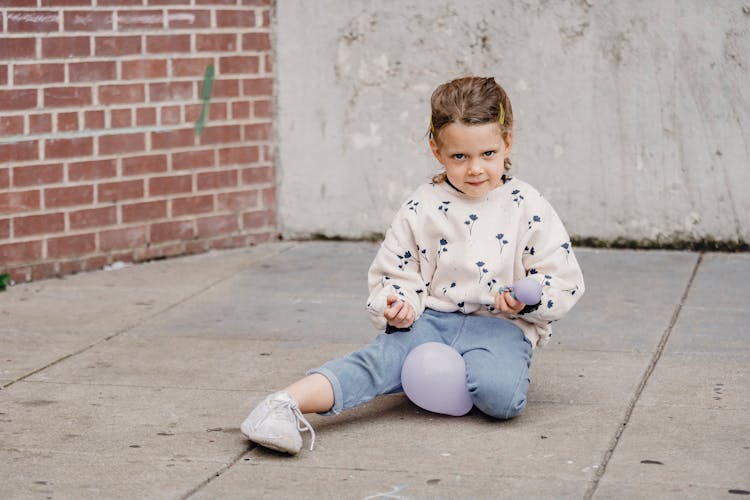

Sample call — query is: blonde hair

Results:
[429,76,514,183]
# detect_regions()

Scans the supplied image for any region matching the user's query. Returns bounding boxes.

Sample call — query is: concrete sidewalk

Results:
[0,242,748,499]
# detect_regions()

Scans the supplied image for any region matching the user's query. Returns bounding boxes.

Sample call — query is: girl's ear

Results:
[430,138,444,164]
[503,132,514,158]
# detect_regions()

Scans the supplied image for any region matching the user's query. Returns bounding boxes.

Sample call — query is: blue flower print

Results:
[437,238,449,260]
[511,189,525,207]
[560,242,571,261]
[407,199,419,214]
[464,214,478,235]
[397,250,417,270]
[442,282,456,295]
[437,201,451,216]
[476,261,488,283]
[486,278,497,292]
[417,245,430,263]
[528,215,542,229]
[544,274,552,286]
[392,283,405,298]
[546,299,554,309]
[457,301,465,309]
[524,245,536,257]
[495,233,509,254]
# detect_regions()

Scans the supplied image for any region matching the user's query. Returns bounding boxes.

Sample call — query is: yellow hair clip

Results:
[498,102,505,127]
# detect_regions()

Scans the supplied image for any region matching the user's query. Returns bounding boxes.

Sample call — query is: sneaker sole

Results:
[242,430,301,455]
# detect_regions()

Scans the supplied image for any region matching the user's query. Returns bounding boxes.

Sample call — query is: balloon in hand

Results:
[507,277,543,305]
[400,342,473,416]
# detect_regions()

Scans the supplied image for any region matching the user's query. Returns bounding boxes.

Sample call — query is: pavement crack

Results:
[583,252,704,499]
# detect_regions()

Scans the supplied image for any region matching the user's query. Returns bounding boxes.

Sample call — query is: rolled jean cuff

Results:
[305,367,343,416]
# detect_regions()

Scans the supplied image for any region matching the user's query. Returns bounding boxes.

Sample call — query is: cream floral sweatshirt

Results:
[366,176,585,347]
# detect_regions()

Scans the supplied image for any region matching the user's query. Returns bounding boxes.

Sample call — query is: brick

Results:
[0,189,40,214]
[0,37,35,59]
[253,99,272,119]
[172,149,213,170]
[69,61,117,82]
[0,140,38,163]
[172,194,213,216]
[264,53,272,73]
[100,226,148,251]
[0,168,8,189]
[135,107,157,126]
[95,35,141,56]
[47,233,96,258]
[208,102,227,121]
[7,10,59,32]
[148,0,193,5]
[149,81,193,102]
[151,128,195,150]
[231,101,250,120]
[122,154,167,176]
[241,165,273,184]
[63,10,113,31]
[41,0,92,5]
[98,179,144,203]
[197,169,237,191]
[211,79,240,98]
[29,114,53,134]
[0,0,36,6]
[0,89,37,111]
[0,65,7,85]
[12,163,63,187]
[220,56,259,74]
[57,111,79,132]
[69,206,117,230]
[217,190,258,212]
[172,57,214,77]
[197,214,238,237]
[261,186,274,207]
[219,146,259,166]
[261,9,270,27]
[160,105,181,125]
[99,132,146,155]
[149,174,192,196]
[150,219,194,243]
[199,124,241,145]
[98,0,142,4]
[244,123,271,141]
[99,83,145,105]
[45,185,93,207]
[45,137,93,159]
[167,9,211,28]
[196,0,235,3]
[121,59,167,79]
[146,34,190,53]
[196,34,237,52]
[0,241,43,264]
[68,158,117,181]
[216,9,255,28]
[243,77,272,96]
[241,0,271,5]
[243,209,274,229]
[111,108,132,128]
[0,115,24,136]
[242,33,270,51]
[13,212,65,237]
[122,200,166,223]
[84,110,105,130]
[184,103,202,122]
[13,64,65,85]
[0,218,9,240]
[42,36,90,58]
[43,87,92,108]
[118,9,163,30]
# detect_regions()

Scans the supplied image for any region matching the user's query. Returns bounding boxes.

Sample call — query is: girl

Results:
[241,76,585,455]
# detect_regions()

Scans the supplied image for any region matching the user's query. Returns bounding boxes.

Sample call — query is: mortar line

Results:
[583,252,704,500]
[0,244,296,392]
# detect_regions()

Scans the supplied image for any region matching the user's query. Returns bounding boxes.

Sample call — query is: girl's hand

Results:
[384,295,415,328]
[494,291,525,315]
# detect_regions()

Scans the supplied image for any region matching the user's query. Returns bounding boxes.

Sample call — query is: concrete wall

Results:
[276,0,749,245]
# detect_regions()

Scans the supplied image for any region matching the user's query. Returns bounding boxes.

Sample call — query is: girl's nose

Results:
[468,160,482,175]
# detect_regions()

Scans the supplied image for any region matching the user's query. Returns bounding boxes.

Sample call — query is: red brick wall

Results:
[0,0,275,283]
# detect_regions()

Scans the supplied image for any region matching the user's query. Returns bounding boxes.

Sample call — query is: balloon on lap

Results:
[400,342,473,416]
[508,277,542,305]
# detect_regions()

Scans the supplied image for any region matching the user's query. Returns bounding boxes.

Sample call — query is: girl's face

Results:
[430,122,512,198]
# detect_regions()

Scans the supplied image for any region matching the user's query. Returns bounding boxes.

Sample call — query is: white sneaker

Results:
[240,392,316,454]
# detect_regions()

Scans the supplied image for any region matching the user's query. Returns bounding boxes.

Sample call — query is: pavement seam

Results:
[0,244,297,392]
[583,252,705,500]
[180,448,254,500]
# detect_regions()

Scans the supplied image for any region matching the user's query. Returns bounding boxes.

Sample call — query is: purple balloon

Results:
[400,342,473,416]
[512,277,542,305]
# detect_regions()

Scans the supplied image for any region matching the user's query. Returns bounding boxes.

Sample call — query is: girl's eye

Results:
[483,150,496,157]
[452,153,465,160]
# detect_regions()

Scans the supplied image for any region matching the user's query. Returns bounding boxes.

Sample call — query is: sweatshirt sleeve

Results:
[366,200,428,330]
[517,195,585,326]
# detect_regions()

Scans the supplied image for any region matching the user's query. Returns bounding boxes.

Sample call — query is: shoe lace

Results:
[260,397,316,451]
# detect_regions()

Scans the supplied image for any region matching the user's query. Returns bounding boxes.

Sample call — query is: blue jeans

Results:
[309,309,533,419]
